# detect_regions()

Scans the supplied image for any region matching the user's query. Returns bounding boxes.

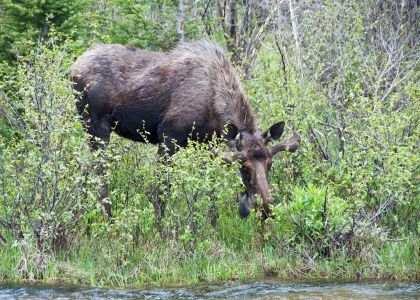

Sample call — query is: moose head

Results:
[216,121,301,219]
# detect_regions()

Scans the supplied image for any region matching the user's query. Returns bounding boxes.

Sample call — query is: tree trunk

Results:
[216,0,226,31]
[228,0,239,63]
[177,0,185,42]
[288,0,302,80]
[229,0,237,42]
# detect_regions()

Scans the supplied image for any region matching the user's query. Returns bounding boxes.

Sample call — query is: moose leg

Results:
[151,143,174,233]
[153,126,189,232]
[87,115,112,218]
[209,189,219,229]
[97,163,111,218]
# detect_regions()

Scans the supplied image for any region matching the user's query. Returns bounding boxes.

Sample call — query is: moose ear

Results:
[262,121,285,143]
[225,123,240,141]
[225,123,241,150]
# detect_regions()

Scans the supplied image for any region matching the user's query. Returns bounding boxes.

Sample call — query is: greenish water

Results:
[1,280,419,299]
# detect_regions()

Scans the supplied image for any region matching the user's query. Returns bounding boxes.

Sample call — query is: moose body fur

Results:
[71,41,257,152]
[70,41,300,219]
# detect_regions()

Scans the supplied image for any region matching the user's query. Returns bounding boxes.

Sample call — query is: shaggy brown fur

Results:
[70,41,257,152]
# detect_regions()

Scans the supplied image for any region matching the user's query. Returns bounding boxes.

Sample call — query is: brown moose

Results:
[70,41,300,220]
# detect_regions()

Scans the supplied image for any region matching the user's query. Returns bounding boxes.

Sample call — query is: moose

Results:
[70,41,300,220]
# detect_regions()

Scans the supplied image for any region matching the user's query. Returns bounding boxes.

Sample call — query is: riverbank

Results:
[1,234,418,287]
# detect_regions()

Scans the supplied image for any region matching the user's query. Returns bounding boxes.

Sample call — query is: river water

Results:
[1,280,419,299]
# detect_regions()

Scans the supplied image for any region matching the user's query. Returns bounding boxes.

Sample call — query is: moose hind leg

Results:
[209,191,219,229]
[88,115,112,218]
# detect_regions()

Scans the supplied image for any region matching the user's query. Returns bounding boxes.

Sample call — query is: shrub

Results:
[272,184,350,256]
[0,42,99,256]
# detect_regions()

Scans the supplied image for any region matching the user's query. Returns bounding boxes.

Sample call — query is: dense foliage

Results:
[0,0,418,285]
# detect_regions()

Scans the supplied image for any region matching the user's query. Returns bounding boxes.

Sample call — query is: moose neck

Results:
[190,43,258,135]
[215,89,258,135]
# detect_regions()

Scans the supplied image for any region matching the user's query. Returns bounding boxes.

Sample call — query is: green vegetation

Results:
[0,0,418,286]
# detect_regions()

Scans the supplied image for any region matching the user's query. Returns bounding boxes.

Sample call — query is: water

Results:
[1,280,419,299]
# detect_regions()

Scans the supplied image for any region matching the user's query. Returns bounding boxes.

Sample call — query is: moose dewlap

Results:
[70,40,300,219]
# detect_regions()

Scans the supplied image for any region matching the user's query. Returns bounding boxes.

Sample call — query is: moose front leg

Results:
[153,126,189,232]
[152,142,175,233]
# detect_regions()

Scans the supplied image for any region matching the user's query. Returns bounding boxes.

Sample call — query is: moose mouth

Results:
[238,192,251,218]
